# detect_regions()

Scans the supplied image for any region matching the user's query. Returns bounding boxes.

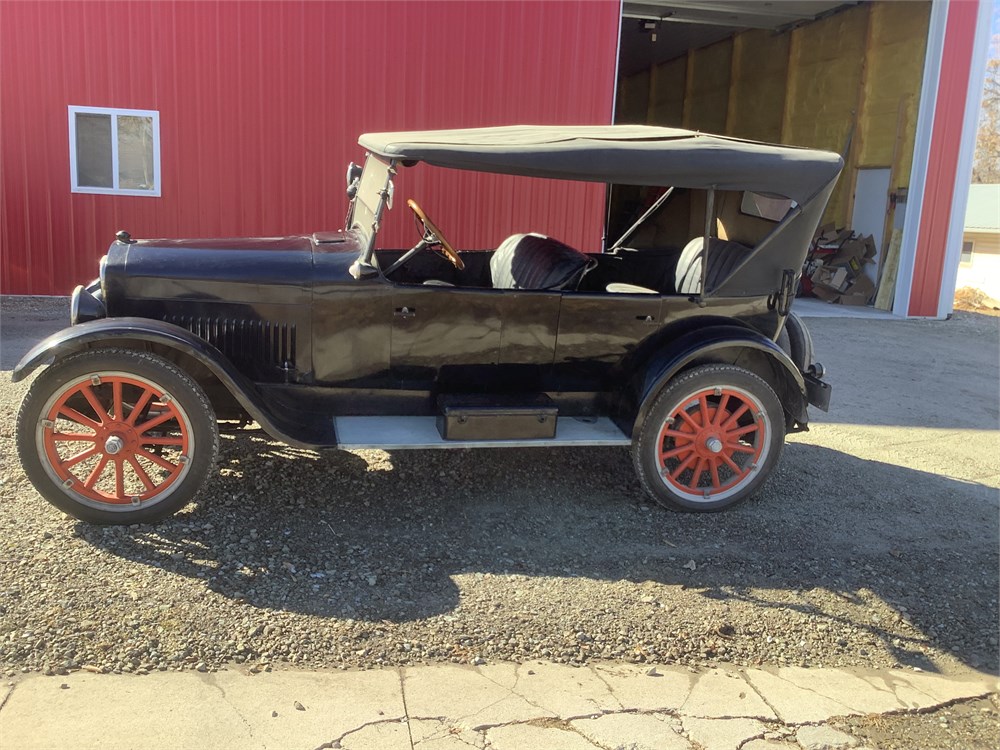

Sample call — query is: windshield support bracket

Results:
[698,186,716,303]
[608,186,675,252]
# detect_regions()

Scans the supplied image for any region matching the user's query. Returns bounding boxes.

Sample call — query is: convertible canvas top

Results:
[358,125,843,205]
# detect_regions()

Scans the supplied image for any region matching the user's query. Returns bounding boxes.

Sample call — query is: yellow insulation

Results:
[648,56,686,126]
[784,3,869,224]
[858,1,931,182]
[616,68,650,124]
[682,40,731,133]
[727,30,789,142]
[615,1,930,225]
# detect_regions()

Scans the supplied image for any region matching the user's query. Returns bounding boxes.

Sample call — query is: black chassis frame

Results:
[13,157,831,449]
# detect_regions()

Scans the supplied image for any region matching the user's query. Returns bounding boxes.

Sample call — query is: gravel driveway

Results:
[1,297,997,680]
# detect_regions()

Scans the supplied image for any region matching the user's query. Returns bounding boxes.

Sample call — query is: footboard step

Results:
[333,416,630,450]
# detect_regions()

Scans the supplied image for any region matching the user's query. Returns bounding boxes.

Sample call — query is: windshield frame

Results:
[348,153,396,265]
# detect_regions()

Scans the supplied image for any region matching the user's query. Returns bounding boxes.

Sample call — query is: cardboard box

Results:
[803,227,878,306]
[832,272,876,306]
[828,235,875,266]
[811,265,850,293]
[811,284,841,303]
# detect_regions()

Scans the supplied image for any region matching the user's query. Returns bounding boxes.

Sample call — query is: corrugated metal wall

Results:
[0,0,620,295]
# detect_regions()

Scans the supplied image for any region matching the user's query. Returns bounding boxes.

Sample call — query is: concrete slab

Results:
[409,718,483,749]
[0,663,995,750]
[743,668,872,723]
[744,667,999,724]
[571,713,692,750]
[214,669,407,750]
[340,720,412,750]
[793,298,897,319]
[875,669,1000,708]
[402,664,552,729]
[1,672,265,750]
[486,721,597,750]
[682,717,769,750]
[511,662,618,718]
[0,681,14,711]
[590,663,694,712]
[795,724,860,749]
[0,670,407,750]
[682,669,776,720]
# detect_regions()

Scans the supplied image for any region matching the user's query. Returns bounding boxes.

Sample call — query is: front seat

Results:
[674,237,751,294]
[490,233,595,290]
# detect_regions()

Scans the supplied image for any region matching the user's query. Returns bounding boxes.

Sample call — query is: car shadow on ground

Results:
[79,430,1000,674]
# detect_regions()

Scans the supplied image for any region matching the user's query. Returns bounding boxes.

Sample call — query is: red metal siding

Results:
[0,1,620,295]
[907,0,979,317]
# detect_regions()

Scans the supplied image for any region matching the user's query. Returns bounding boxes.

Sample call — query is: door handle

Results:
[394,306,416,319]
[636,315,657,325]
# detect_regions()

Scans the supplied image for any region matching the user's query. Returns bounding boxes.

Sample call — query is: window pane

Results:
[117,115,155,190]
[740,191,793,222]
[75,113,113,188]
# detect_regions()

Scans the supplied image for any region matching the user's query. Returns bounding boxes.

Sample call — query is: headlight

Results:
[70,284,106,325]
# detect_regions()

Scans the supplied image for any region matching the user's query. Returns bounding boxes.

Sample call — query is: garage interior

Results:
[611,0,933,314]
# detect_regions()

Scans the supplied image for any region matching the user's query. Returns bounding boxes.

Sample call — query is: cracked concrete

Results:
[0,662,995,749]
[0,681,14,714]
[682,716,769,750]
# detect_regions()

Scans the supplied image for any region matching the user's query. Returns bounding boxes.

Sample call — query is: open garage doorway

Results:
[610,1,932,314]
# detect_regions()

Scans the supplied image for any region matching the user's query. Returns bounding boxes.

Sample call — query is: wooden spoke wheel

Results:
[633,364,784,511]
[17,349,219,524]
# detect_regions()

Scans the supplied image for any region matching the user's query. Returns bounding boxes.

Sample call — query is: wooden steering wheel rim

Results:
[406,199,465,270]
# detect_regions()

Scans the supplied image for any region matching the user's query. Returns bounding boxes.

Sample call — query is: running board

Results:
[333,416,631,450]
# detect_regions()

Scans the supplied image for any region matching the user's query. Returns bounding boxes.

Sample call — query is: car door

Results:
[389,285,503,390]
[553,292,664,390]
[390,285,565,394]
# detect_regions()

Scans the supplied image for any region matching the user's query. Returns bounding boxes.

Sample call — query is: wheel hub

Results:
[656,386,768,499]
[38,372,194,507]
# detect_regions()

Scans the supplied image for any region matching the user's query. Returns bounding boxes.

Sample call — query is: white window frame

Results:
[68,105,161,197]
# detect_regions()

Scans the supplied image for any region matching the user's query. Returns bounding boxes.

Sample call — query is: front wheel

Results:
[633,364,785,512]
[16,348,219,524]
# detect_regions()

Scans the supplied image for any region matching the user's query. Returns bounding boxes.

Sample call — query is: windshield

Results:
[349,154,395,257]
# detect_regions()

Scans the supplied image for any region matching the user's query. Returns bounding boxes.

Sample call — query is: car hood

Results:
[131,235,315,253]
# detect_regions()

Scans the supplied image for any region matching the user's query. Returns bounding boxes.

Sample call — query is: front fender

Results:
[12,318,334,448]
[626,324,808,437]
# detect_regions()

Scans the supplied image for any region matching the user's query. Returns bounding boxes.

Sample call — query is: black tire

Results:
[784,311,814,372]
[632,364,785,512]
[16,348,219,524]
[776,326,791,359]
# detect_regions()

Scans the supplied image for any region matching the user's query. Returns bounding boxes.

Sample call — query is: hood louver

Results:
[166,315,296,370]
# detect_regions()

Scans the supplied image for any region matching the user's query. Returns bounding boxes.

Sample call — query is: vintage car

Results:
[13,125,841,524]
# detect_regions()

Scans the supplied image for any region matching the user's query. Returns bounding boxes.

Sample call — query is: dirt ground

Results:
[1,297,998,748]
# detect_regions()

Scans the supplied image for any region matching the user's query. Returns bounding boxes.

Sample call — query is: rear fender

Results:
[623,324,808,438]
[12,318,334,448]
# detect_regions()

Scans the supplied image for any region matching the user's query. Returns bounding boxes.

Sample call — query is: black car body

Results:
[14,125,841,523]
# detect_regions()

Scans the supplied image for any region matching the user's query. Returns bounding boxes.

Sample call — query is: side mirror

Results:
[346,162,363,199]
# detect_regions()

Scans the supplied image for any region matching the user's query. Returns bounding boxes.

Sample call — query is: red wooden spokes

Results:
[40,375,191,505]
[656,387,766,498]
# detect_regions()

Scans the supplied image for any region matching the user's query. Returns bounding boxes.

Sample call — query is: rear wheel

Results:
[778,311,814,372]
[16,349,219,524]
[633,364,785,511]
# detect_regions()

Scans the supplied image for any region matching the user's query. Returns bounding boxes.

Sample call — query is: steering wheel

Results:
[383,199,466,277]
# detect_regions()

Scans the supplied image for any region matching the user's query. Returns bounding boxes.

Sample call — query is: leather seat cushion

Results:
[675,237,751,294]
[491,233,593,290]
